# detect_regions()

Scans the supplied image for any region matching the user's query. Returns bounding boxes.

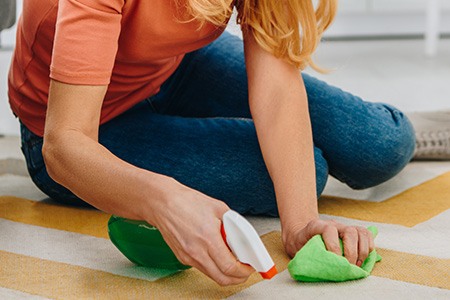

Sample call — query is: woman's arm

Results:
[43,80,253,285]
[43,81,167,220]
[243,32,374,266]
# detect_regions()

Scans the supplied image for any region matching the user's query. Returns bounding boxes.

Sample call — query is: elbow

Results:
[42,133,65,184]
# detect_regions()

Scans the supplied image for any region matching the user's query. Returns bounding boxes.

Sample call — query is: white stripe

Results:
[0,137,23,160]
[0,174,46,200]
[0,218,178,281]
[0,287,50,300]
[323,161,450,202]
[320,210,450,259]
[227,270,450,300]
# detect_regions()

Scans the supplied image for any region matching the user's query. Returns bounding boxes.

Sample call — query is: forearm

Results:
[243,31,319,232]
[43,130,174,223]
[250,77,318,232]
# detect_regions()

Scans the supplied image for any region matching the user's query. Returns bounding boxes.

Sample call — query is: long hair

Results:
[184,0,338,70]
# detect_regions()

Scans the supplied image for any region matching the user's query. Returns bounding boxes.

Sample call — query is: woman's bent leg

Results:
[302,73,416,189]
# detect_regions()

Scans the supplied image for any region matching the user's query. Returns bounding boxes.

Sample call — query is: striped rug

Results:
[1,161,449,299]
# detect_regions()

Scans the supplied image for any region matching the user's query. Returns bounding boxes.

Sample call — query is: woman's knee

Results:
[340,103,416,189]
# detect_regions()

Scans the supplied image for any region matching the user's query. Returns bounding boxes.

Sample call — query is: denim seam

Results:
[145,98,159,113]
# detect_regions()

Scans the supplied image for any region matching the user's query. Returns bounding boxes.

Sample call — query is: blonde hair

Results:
[183,0,338,70]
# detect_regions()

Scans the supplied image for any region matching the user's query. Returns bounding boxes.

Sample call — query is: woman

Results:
[9,0,415,285]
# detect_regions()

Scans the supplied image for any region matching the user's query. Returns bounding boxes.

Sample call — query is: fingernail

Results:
[357,260,362,267]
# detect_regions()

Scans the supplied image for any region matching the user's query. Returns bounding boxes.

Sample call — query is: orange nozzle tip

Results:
[260,265,277,279]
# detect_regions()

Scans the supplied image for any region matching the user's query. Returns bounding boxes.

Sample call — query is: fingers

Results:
[321,224,341,256]
[339,225,375,267]
[340,227,358,265]
[357,227,374,267]
[208,236,255,280]
[174,221,254,286]
[186,252,249,286]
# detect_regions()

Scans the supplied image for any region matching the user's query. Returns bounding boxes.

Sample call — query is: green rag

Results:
[288,226,382,282]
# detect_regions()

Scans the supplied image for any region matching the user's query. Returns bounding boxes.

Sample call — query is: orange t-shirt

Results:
[8,0,228,136]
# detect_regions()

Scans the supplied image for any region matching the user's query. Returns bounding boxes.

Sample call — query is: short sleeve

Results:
[50,0,124,85]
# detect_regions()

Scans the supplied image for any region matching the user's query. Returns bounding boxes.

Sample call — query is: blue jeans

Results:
[20,31,416,216]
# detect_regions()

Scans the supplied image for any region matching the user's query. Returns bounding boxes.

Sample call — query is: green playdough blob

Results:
[288,226,382,282]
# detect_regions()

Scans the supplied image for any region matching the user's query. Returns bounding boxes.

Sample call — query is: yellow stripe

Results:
[0,232,289,299]
[0,196,109,238]
[319,172,450,227]
[373,248,450,290]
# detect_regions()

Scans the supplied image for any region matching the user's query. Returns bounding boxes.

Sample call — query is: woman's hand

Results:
[149,180,255,286]
[282,219,375,267]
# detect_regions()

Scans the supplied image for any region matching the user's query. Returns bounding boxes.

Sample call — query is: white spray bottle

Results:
[221,210,278,279]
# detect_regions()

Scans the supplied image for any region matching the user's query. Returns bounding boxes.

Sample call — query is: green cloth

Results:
[288,226,382,282]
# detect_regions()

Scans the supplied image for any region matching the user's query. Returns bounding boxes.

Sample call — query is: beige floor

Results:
[309,37,450,113]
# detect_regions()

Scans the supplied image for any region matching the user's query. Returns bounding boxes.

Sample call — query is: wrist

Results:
[279,204,318,230]
[275,192,319,234]
[138,173,181,224]
[281,213,319,243]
